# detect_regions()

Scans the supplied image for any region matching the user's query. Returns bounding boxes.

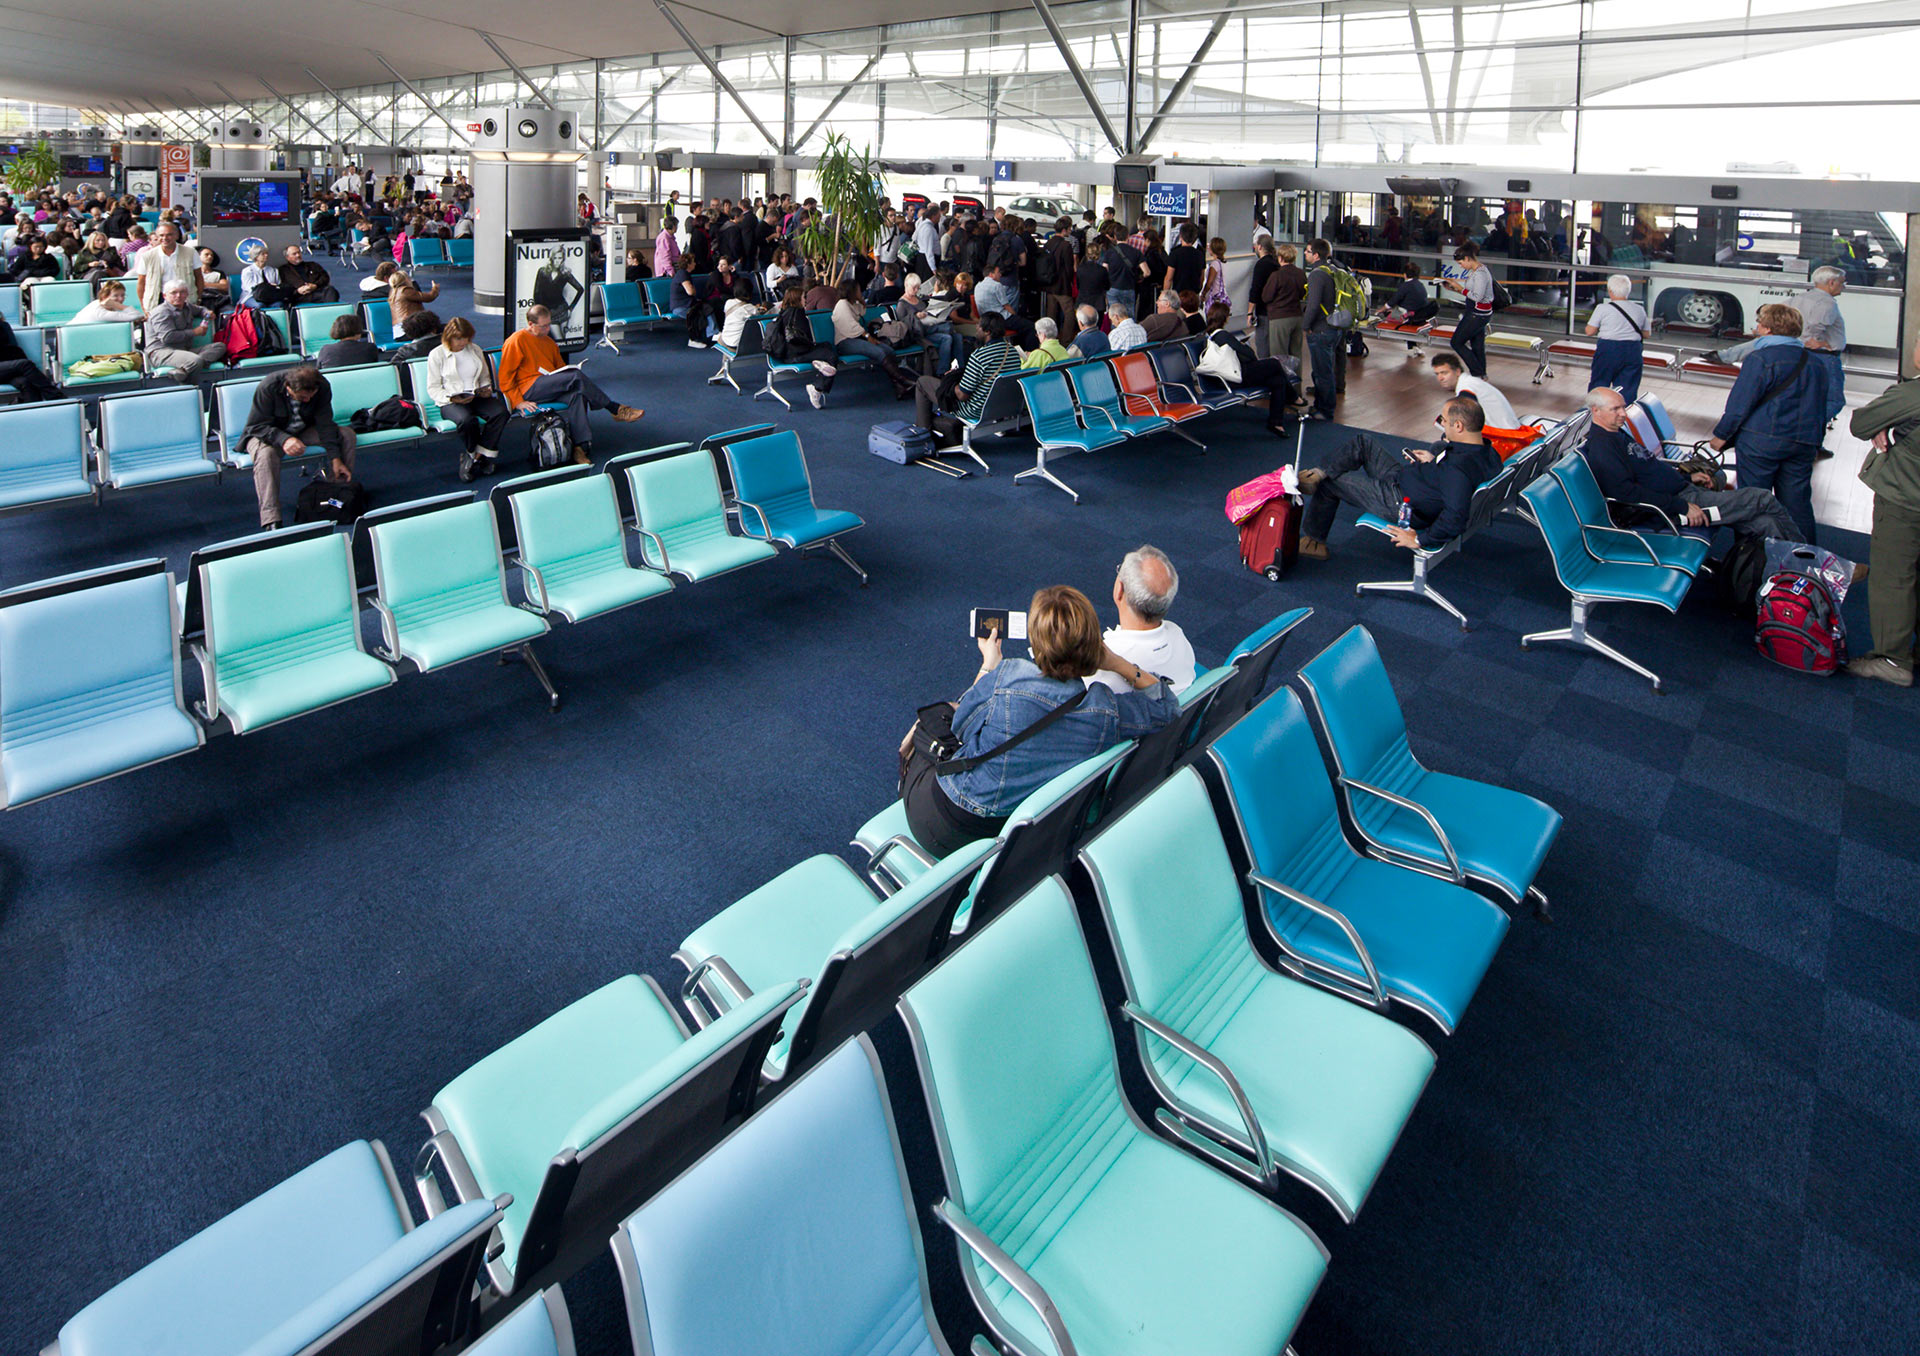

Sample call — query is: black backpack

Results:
[528,411,572,469]
[1033,240,1058,287]
[1720,533,1770,617]
[294,475,369,525]
[349,395,422,432]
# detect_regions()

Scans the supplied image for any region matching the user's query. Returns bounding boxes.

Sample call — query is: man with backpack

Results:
[242,366,355,529]
[498,304,643,463]
[1301,237,1356,422]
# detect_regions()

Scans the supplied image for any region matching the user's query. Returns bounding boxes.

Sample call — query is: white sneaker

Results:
[948,358,960,371]
[688,339,707,349]
[807,385,825,409]
[812,360,835,377]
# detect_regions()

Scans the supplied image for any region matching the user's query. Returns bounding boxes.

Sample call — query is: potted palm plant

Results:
[4,139,60,198]
[797,132,883,288]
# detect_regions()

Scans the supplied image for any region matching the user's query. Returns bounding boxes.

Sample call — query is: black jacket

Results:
[1432,436,1503,490]
[1582,425,1687,517]
[316,338,383,369]
[243,371,344,453]
[388,335,441,364]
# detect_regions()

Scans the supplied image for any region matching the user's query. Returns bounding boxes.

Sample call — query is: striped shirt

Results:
[957,340,1022,420]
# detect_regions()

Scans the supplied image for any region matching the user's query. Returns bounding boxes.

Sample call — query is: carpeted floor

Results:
[2,273,1915,1355]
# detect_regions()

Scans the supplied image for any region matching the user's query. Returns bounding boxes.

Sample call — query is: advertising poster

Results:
[506,230,591,351]
[126,168,158,202]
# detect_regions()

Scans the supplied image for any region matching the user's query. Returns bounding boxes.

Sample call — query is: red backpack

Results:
[1755,569,1846,675]
[218,306,262,362]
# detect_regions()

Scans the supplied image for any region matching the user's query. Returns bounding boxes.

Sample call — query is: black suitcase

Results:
[294,475,370,525]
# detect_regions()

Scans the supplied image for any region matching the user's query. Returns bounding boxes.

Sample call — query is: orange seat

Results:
[1113,352,1207,422]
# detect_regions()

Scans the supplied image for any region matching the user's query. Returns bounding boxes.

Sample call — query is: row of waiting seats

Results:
[1367,309,1744,388]
[0,429,863,809]
[44,615,1563,1356]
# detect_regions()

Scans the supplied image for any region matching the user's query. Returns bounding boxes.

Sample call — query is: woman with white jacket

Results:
[425,316,509,481]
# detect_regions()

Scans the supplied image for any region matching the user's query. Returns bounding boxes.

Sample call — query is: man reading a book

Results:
[498,303,643,463]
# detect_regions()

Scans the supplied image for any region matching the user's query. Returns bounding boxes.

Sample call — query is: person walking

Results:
[1845,337,1920,686]
[1443,241,1494,378]
[1584,274,1651,402]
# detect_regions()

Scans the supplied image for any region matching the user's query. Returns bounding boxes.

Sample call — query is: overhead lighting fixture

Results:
[470,149,585,163]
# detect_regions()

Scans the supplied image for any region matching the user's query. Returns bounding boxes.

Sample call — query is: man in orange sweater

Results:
[498,303,642,461]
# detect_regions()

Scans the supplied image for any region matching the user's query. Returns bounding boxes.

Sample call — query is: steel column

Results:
[652,0,783,152]
[1029,0,1126,156]
[476,31,559,111]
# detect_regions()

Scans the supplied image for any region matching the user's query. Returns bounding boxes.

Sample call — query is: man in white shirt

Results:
[1107,300,1149,352]
[135,223,198,310]
[1093,545,1197,693]
[1430,351,1519,428]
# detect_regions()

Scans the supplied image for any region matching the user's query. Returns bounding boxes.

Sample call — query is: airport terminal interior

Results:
[0,2,1917,1353]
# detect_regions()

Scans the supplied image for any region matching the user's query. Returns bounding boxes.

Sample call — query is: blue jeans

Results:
[1734,432,1819,544]
[1306,328,1340,416]
[1588,337,1644,403]
[923,323,959,372]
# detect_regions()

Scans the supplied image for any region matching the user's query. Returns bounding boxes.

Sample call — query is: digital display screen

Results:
[60,154,109,176]
[206,177,296,225]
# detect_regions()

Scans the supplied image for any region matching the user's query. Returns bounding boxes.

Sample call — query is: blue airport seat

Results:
[1014,368,1126,503]
[1517,473,1694,692]
[293,302,356,358]
[95,387,219,488]
[1066,357,1174,438]
[406,238,449,270]
[899,875,1330,1356]
[1081,766,1436,1220]
[55,321,142,388]
[1205,687,1510,1034]
[27,280,95,327]
[0,559,202,809]
[325,363,424,449]
[0,282,20,323]
[595,282,653,354]
[613,1040,965,1356]
[675,838,997,1082]
[468,1289,574,1356]
[194,529,396,733]
[1297,624,1564,916]
[1205,606,1314,733]
[720,430,866,583]
[360,299,406,351]
[364,497,554,701]
[1094,661,1234,820]
[403,357,460,434]
[211,377,323,468]
[0,399,95,509]
[509,473,673,622]
[1552,450,1710,574]
[446,237,474,268]
[625,449,777,582]
[1351,464,1517,631]
[703,305,764,390]
[1153,335,1246,410]
[416,974,804,1298]
[10,323,47,375]
[47,1140,500,1356]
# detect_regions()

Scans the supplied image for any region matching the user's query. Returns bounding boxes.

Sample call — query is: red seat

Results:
[1113,352,1207,422]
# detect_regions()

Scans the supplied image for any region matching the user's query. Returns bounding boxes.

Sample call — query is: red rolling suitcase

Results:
[1227,425,1305,582]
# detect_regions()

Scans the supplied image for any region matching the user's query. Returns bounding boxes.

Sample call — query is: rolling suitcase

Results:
[868,419,932,465]
[1226,425,1305,581]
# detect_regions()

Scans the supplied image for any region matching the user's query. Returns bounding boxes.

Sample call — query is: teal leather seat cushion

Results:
[853,799,930,889]
[58,1141,409,1356]
[536,557,671,621]
[0,400,91,507]
[106,443,218,488]
[373,502,546,670]
[647,521,776,581]
[628,452,778,581]
[681,854,877,995]
[1360,768,1562,904]
[431,974,691,1267]
[513,477,673,621]
[352,427,425,448]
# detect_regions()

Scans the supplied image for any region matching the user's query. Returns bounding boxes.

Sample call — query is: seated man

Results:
[1297,397,1490,561]
[1106,300,1148,352]
[1068,304,1108,358]
[1094,545,1197,693]
[1139,289,1188,343]
[1427,395,1504,489]
[1021,315,1072,369]
[144,279,228,383]
[498,303,642,463]
[0,311,59,402]
[973,264,1034,349]
[1430,351,1519,429]
[280,244,339,304]
[913,312,1022,434]
[242,365,354,529]
[1582,387,1804,543]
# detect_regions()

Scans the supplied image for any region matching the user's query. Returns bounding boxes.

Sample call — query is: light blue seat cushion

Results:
[649,525,776,582]
[1359,767,1563,906]
[621,1044,940,1356]
[851,799,928,888]
[1,568,200,807]
[0,402,91,508]
[99,389,217,489]
[513,477,673,621]
[371,502,547,671]
[58,1141,409,1356]
[460,1291,568,1356]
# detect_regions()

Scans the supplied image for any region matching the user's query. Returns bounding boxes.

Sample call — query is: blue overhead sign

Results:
[993,160,1014,182]
[1146,180,1189,218]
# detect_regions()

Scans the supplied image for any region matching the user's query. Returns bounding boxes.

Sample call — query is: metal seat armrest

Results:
[932,1200,1079,1356]
[1337,778,1465,884]
[1247,871,1389,1009]
[678,954,755,1028]
[517,560,551,612]
[1608,497,1681,534]
[414,1128,488,1220]
[867,832,938,879]
[732,494,775,538]
[634,526,672,573]
[1118,1002,1274,1186]
[1580,522,1663,566]
[1080,403,1120,429]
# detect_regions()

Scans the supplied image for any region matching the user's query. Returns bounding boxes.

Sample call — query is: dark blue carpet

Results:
[3,274,1916,1355]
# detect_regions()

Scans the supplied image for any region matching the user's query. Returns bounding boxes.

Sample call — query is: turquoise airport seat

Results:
[325,363,424,449]
[0,282,19,323]
[1516,473,1693,692]
[1066,357,1175,439]
[46,1141,501,1356]
[193,529,396,733]
[1081,766,1435,1221]
[362,298,406,350]
[899,876,1329,1356]
[10,322,46,374]
[508,473,673,623]
[212,377,310,468]
[0,399,95,509]
[1551,450,1710,574]
[94,387,218,489]
[600,443,692,526]
[720,430,866,583]
[0,559,202,809]
[613,1040,968,1356]
[1014,368,1127,503]
[1204,687,1510,1034]
[405,237,449,270]
[469,1289,574,1356]
[751,313,819,410]
[446,237,474,268]
[625,449,777,582]
[639,276,676,320]
[26,279,94,327]
[1296,624,1564,918]
[1093,661,1233,821]
[55,321,142,389]
[703,303,763,389]
[403,357,460,435]
[674,838,997,1082]
[481,346,569,418]
[696,422,778,501]
[594,281,653,354]
[293,301,356,357]
[1205,606,1314,732]
[490,463,598,556]
[363,496,555,705]
[415,974,804,1299]
[1351,464,1517,631]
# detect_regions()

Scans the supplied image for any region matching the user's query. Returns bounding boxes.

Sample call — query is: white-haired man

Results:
[1583,273,1651,401]
[1714,266,1848,425]
[1093,545,1196,693]
[144,278,226,381]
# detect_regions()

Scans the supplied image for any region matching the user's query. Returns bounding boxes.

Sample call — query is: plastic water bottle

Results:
[1396,497,1413,530]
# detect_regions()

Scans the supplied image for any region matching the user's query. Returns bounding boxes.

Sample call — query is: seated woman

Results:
[74,230,121,279]
[771,284,837,409]
[426,316,509,482]
[238,244,283,308]
[196,247,230,307]
[830,276,915,399]
[71,279,139,324]
[716,278,765,351]
[315,312,383,369]
[117,224,149,265]
[1201,303,1294,437]
[360,259,398,295]
[3,237,60,283]
[900,585,1178,855]
[763,244,801,295]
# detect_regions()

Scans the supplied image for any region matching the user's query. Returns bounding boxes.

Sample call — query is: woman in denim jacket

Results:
[904,585,1178,855]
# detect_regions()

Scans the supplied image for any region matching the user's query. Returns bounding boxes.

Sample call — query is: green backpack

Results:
[1317,264,1368,330]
